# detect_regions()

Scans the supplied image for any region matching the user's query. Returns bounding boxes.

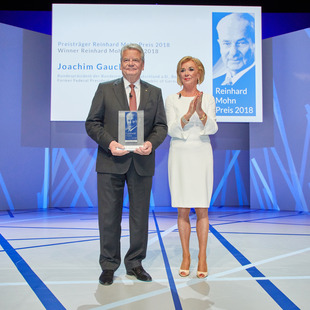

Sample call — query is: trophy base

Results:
[117,145,143,152]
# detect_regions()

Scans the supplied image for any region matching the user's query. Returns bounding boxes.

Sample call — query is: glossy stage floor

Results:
[0,207,309,310]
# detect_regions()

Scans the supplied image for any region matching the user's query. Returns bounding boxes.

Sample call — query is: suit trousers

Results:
[97,161,153,272]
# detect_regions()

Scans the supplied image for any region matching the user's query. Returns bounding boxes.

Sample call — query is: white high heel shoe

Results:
[179,269,190,277]
[197,261,208,278]
[179,258,191,277]
[196,270,208,278]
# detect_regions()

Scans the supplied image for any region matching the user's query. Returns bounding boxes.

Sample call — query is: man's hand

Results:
[109,141,129,156]
[134,141,152,156]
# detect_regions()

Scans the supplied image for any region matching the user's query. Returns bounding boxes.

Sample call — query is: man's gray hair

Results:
[120,43,145,62]
[216,13,255,43]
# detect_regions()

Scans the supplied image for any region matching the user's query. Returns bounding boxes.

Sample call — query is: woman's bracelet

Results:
[181,116,189,124]
[200,113,207,121]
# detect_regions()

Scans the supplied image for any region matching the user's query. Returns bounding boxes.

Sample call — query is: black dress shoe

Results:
[127,266,152,282]
[99,270,114,285]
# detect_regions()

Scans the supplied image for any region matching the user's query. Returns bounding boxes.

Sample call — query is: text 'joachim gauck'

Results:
[57,63,121,71]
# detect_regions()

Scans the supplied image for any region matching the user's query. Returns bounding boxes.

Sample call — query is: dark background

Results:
[0,1,308,12]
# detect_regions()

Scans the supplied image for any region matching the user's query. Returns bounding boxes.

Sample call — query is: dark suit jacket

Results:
[85,78,167,176]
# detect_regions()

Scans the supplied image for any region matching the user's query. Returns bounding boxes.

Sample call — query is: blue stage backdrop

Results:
[0,11,310,212]
[249,28,310,211]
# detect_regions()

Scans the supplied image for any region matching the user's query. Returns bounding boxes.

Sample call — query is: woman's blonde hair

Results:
[176,56,205,86]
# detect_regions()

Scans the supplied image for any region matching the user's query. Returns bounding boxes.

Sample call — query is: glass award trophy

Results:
[118,111,144,151]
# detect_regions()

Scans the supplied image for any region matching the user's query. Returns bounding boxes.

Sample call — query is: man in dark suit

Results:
[85,43,167,285]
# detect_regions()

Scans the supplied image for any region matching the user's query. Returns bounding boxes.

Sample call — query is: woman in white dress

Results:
[165,56,218,278]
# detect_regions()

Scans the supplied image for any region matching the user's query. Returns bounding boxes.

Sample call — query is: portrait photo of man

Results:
[212,12,257,118]
[125,111,138,142]
[213,12,255,87]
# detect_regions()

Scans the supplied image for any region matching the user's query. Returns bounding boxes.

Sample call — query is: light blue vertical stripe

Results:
[0,173,14,210]
[251,158,278,209]
[211,150,240,205]
[263,148,278,210]
[299,104,310,187]
[52,148,62,184]
[270,147,295,195]
[273,81,308,211]
[250,162,265,209]
[233,151,244,205]
[220,150,230,205]
[262,188,272,209]
[42,148,50,209]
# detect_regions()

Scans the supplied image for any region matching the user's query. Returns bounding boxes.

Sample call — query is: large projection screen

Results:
[51,4,262,122]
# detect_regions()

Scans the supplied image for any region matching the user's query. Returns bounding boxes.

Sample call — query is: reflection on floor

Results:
[0,207,309,310]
